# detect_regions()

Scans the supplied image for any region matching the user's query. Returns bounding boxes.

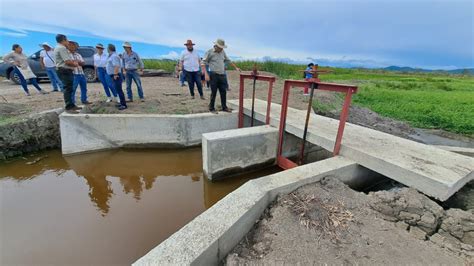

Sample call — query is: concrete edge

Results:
[202,125,277,141]
[60,112,237,155]
[133,156,360,266]
[434,145,474,157]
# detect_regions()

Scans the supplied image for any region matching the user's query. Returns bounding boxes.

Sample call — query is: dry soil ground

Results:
[226,178,473,265]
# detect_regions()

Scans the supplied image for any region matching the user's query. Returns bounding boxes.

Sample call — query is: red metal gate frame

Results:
[277,79,358,170]
[238,73,276,128]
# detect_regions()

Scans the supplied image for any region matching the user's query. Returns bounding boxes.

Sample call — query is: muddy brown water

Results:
[0,148,279,265]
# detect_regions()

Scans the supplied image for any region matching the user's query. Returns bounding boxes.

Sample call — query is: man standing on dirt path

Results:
[94,43,118,103]
[180,39,205,100]
[54,34,80,112]
[201,38,240,114]
[107,44,127,110]
[68,41,91,105]
[122,42,145,102]
[39,42,63,92]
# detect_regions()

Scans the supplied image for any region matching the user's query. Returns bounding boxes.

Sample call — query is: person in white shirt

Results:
[39,42,63,92]
[94,43,118,103]
[68,41,90,105]
[179,39,204,99]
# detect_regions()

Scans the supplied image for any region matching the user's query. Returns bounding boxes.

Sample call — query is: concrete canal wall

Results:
[59,112,238,155]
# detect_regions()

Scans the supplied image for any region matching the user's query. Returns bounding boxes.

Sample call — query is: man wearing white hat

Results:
[122,42,145,102]
[201,38,240,113]
[39,42,63,92]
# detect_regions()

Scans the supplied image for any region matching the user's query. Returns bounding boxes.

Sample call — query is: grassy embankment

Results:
[144,59,474,136]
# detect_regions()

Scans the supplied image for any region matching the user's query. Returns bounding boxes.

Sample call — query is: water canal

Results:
[0,148,279,265]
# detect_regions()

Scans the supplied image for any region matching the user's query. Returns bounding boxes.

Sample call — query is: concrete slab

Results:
[60,112,237,155]
[202,125,278,180]
[228,99,474,201]
[133,156,369,266]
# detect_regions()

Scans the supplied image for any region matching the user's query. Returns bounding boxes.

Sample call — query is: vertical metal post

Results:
[333,88,353,155]
[298,82,316,165]
[266,80,273,125]
[238,74,244,128]
[277,81,291,159]
[250,76,257,127]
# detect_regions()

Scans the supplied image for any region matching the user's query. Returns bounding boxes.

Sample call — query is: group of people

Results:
[178,38,240,113]
[4,35,240,114]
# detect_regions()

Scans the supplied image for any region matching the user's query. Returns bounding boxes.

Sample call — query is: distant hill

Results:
[382,66,474,75]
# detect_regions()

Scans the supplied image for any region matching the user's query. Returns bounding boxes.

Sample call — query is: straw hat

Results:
[39,42,52,48]
[122,42,132,48]
[213,38,227,49]
[184,39,195,46]
[96,43,104,49]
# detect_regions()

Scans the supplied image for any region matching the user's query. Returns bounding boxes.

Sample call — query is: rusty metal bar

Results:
[298,82,317,165]
[333,88,354,155]
[238,72,276,128]
[276,78,357,170]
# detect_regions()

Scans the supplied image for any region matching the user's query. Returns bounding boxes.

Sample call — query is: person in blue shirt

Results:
[122,42,145,102]
[106,44,127,110]
[303,63,315,95]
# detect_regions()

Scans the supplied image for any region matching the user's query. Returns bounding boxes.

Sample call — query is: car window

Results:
[29,50,41,59]
[78,48,94,58]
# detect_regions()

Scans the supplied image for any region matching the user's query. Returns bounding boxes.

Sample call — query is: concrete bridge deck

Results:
[228,99,474,201]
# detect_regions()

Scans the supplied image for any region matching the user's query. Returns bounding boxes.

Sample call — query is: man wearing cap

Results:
[121,42,145,102]
[180,39,204,100]
[39,42,63,92]
[106,44,127,110]
[94,43,118,102]
[201,38,240,113]
[54,34,80,112]
[68,41,90,105]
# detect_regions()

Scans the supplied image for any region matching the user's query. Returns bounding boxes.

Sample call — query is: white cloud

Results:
[158,51,180,60]
[0,0,472,69]
[0,30,28,37]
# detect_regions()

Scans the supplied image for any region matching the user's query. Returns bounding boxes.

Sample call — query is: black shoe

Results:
[72,106,82,111]
[209,109,218,114]
[82,101,92,105]
[222,108,232,113]
[118,105,127,110]
[115,104,122,107]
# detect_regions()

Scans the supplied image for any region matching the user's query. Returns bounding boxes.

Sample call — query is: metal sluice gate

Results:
[238,66,358,170]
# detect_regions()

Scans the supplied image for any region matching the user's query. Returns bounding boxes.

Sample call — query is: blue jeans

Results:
[72,74,88,104]
[45,67,63,91]
[13,66,42,93]
[110,75,126,107]
[184,70,203,96]
[125,69,144,100]
[97,67,117,97]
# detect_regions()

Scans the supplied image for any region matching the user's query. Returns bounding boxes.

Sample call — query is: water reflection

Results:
[64,148,203,214]
[0,148,279,265]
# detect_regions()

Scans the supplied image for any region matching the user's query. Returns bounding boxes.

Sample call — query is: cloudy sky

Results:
[0,0,473,69]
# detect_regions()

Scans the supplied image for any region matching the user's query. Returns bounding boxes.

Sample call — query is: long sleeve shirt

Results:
[201,48,231,75]
[3,51,29,69]
[93,53,108,68]
[122,51,144,70]
[71,52,85,75]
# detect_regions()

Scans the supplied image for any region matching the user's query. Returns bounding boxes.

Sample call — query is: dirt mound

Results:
[0,103,27,116]
[226,178,471,265]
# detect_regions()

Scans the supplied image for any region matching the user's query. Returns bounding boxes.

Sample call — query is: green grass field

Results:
[144,59,474,135]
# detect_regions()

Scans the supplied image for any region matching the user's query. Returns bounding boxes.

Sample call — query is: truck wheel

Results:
[8,70,21,85]
[83,67,96,83]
